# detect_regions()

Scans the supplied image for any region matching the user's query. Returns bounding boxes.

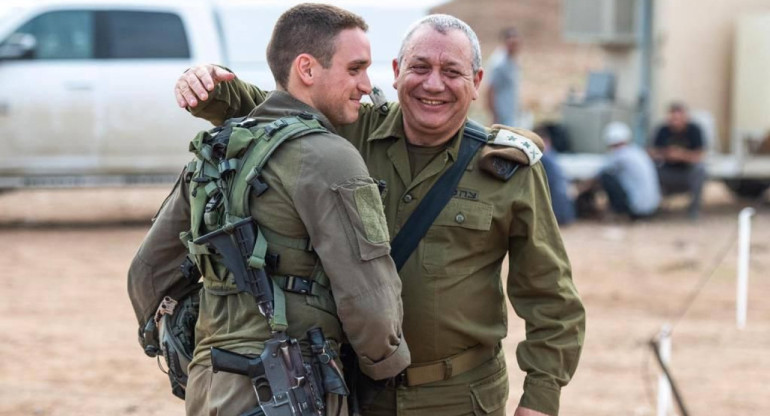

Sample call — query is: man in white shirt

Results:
[598,122,661,219]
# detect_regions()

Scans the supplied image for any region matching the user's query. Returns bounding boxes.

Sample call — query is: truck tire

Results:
[724,179,770,199]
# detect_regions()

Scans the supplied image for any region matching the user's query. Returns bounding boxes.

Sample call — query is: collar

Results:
[368,105,408,142]
[247,90,337,134]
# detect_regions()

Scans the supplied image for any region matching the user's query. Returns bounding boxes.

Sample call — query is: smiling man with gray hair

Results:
[175,11,584,416]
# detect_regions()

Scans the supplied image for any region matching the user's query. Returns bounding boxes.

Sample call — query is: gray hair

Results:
[397,14,482,74]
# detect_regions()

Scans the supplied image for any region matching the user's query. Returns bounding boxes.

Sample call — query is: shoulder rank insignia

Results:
[489,128,543,166]
[478,125,545,181]
[369,85,390,114]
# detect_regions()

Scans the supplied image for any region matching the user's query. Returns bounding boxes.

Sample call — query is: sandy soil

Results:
[0,183,768,416]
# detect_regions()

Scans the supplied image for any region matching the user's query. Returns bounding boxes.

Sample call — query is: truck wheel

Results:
[724,179,770,199]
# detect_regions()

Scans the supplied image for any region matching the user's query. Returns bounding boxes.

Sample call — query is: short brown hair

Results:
[267,3,368,88]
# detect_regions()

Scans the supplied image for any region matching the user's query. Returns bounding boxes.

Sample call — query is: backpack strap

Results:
[229,114,328,219]
[234,115,327,332]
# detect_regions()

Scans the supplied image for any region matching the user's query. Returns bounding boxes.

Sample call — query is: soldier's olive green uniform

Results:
[128,91,410,416]
[191,80,585,416]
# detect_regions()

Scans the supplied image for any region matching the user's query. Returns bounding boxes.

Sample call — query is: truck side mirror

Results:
[0,33,37,60]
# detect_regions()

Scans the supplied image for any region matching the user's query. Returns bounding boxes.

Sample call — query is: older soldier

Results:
[129,4,410,416]
[176,14,584,416]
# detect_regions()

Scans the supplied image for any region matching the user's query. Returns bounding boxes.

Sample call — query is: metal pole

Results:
[737,207,755,329]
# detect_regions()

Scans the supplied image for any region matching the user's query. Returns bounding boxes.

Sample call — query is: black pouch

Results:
[341,344,388,415]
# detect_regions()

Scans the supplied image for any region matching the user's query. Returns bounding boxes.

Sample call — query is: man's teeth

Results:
[419,99,443,105]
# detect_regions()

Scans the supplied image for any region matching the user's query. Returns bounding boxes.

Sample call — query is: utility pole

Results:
[635,0,654,146]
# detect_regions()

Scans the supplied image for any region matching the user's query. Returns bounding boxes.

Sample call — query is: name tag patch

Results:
[453,188,479,201]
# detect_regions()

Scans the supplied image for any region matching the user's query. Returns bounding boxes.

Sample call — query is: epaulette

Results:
[369,85,390,115]
[478,125,545,181]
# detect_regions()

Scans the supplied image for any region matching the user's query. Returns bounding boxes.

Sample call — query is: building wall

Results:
[732,14,770,143]
[434,0,605,124]
[431,0,770,150]
[652,0,770,150]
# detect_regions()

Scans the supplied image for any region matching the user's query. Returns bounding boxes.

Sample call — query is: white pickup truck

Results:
[0,0,442,189]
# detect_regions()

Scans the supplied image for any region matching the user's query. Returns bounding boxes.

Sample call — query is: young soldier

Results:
[129,4,410,415]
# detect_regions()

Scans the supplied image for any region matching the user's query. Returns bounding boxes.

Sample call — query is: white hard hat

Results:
[604,121,631,146]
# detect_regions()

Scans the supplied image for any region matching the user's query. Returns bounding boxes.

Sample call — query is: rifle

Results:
[195,218,346,416]
[194,218,274,319]
[211,332,324,416]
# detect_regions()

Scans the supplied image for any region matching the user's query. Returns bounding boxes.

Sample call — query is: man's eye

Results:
[348,67,360,74]
[411,65,429,73]
[444,69,462,78]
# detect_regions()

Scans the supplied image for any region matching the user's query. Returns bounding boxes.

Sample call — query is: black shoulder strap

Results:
[389,120,488,271]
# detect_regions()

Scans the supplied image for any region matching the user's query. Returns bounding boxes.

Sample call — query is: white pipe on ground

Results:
[736,207,755,330]
[656,324,672,416]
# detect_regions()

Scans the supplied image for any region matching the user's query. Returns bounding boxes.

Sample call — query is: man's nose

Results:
[422,69,445,92]
[359,71,373,95]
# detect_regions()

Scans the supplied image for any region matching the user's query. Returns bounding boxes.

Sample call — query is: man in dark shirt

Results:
[649,102,706,219]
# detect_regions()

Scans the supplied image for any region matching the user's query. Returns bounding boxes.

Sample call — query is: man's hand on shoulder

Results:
[174,64,235,109]
[514,406,552,416]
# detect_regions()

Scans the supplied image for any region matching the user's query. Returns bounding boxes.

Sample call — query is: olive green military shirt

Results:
[129,91,410,381]
[191,79,585,416]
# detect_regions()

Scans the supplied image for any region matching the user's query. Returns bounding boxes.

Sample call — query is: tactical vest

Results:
[179,114,334,331]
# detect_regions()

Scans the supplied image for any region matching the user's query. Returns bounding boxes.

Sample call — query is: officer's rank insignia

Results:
[369,86,389,113]
[491,129,543,166]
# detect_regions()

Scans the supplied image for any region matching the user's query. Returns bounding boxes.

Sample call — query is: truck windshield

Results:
[0,8,15,28]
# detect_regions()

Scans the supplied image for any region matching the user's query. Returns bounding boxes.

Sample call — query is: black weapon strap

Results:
[390,120,489,271]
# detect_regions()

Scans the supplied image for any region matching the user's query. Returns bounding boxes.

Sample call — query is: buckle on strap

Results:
[284,275,314,294]
[264,118,289,138]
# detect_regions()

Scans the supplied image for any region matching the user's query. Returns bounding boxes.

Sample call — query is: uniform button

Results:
[403,194,413,203]
[455,213,465,223]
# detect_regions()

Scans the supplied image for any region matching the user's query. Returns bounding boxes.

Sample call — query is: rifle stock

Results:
[211,347,263,377]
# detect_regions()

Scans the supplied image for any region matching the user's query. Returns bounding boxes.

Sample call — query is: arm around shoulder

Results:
[184,67,267,126]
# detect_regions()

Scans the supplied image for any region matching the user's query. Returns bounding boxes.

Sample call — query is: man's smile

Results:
[416,97,449,106]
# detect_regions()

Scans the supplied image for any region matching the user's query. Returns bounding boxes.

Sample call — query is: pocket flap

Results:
[434,198,493,231]
[470,367,508,414]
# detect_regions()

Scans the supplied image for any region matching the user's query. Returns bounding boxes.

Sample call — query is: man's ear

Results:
[391,58,400,90]
[294,54,316,86]
[472,67,484,100]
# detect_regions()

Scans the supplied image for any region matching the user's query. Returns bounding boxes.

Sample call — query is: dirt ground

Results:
[0,183,768,416]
